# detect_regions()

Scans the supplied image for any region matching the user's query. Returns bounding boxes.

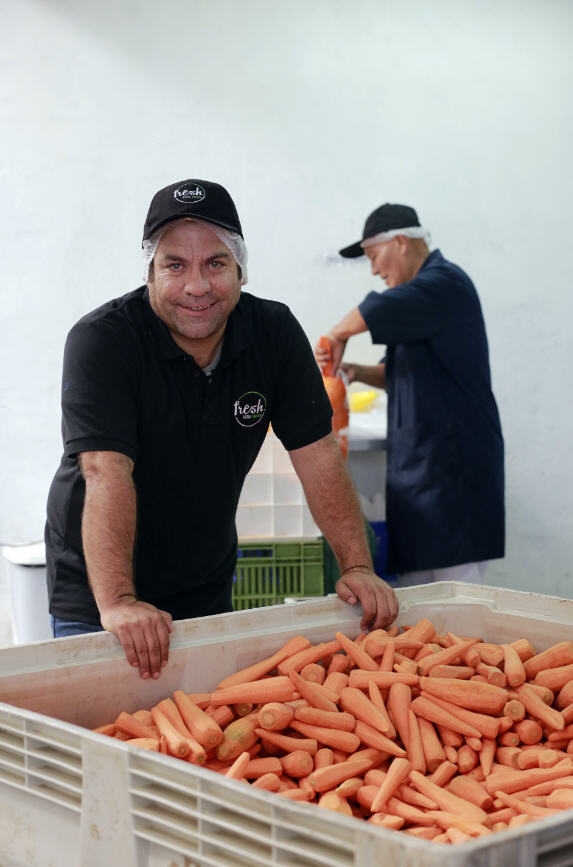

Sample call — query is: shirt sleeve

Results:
[60,317,139,461]
[269,308,333,451]
[358,267,459,345]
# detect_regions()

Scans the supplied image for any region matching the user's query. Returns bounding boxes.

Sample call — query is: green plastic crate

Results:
[233,539,324,610]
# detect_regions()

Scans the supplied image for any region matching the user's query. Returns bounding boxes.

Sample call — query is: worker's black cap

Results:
[339,203,420,258]
[143,179,243,242]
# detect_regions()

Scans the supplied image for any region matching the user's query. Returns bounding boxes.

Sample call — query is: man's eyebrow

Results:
[159,250,231,261]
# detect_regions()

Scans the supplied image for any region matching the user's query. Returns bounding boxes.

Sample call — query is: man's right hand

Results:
[100,598,173,679]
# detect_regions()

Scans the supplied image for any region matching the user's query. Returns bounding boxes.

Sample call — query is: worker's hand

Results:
[335,569,399,631]
[340,362,358,384]
[100,599,174,679]
[314,334,347,375]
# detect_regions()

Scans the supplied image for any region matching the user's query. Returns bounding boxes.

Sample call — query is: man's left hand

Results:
[335,569,399,631]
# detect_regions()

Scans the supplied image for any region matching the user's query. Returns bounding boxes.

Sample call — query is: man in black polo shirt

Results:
[316,203,505,585]
[45,178,398,678]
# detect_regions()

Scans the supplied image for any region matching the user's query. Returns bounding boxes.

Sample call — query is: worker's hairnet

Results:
[143,218,248,284]
[361,226,431,250]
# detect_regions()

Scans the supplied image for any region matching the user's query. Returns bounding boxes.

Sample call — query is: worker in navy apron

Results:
[316,203,505,585]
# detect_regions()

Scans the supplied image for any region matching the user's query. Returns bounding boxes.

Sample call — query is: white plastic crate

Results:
[237,430,320,538]
[1,583,573,866]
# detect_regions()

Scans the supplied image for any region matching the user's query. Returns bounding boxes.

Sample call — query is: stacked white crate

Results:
[236,429,320,538]
[1,583,573,866]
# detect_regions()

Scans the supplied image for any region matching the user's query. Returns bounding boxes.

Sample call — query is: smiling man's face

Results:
[148,219,241,358]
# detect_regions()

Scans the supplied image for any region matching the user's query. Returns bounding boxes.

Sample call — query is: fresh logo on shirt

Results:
[174,183,205,205]
[234,391,267,427]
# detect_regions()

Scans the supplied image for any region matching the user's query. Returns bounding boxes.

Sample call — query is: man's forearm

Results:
[347,363,386,390]
[330,307,368,342]
[80,454,137,612]
[290,435,372,573]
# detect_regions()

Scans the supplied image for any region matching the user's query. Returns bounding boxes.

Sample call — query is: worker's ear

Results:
[394,234,409,255]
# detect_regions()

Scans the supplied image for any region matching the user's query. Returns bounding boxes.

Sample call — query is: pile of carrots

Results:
[93,621,573,846]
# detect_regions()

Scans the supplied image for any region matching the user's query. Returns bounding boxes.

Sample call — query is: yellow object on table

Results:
[349,390,378,412]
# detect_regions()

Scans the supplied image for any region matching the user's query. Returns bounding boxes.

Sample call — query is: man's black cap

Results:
[339,203,420,258]
[143,179,243,242]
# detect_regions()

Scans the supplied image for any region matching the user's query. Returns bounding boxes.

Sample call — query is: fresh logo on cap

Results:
[173,183,206,205]
[233,392,267,427]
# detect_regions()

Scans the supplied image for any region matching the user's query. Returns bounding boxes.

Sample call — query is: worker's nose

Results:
[183,268,210,295]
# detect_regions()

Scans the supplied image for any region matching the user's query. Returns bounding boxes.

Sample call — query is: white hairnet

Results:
[143,218,248,284]
[361,226,431,250]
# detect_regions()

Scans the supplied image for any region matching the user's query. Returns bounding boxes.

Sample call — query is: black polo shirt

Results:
[45,287,332,624]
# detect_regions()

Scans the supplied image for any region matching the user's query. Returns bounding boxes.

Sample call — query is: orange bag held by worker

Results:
[318,335,349,458]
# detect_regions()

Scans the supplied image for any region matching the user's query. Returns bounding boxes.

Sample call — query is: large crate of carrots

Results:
[233,538,324,610]
[1,582,573,867]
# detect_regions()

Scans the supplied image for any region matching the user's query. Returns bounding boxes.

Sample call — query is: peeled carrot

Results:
[417,717,446,772]
[411,696,482,739]
[290,720,361,754]
[406,710,426,774]
[404,618,436,645]
[225,751,251,780]
[447,775,493,811]
[335,631,378,671]
[510,638,536,662]
[387,682,411,748]
[353,720,406,757]
[300,663,326,684]
[216,635,311,690]
[501,643,526,687]
[314,747,335,769]
[254,727,317,755]
[557,681,573,709]
[420,691,501,740]
[428,665,475,680]
[475,662,507,688]
[326,654,350,675]
[210,676,296,707]
[514,684,565,731]
[546,788,573,809]
[371,758,411,810]
[288,670,339,712]
[367,681,396,738]
[436,725,464,747]
[429,760,458,786]
[485,758,573,795]
[126,737,160,751]
[348,670,419,689]
[294,706,356,732]
[257,702,295,731]
[534,663,573,691]
[309,755,379,793]
[322,671,349,694]
[281,749,314,778]
[150,708,191,759]
[475,643,504,667]
[252,772,281,791]
[173,690,223,749]
[514,719,543,745]
[216,718,257,762]
[419,676,508,714]
[409,770,489,824]
[417,639,479,677]
[278,787,313,801]
[318,791,353,815]
[94,723,117,737]
[339,686,392,736]
[207,705,235,728]
[114,711,157,740]
[277,639,341,675]
[503,699,525,721]
[523,641,573,680]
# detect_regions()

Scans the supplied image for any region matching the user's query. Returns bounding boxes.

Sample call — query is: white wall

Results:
[2,0,572,597]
